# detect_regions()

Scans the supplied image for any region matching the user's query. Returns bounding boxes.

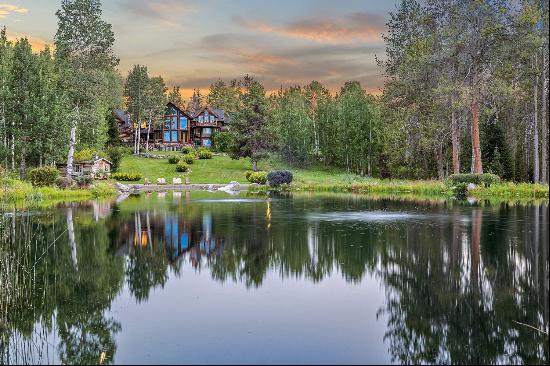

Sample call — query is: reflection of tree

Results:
[125,243,169,303]
[378,204,549,364]
[0,204,124,364]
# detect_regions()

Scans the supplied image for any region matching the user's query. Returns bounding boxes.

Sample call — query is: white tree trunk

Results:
[66,108,78,178]
[541,51,548,184]
[534,69,540,183]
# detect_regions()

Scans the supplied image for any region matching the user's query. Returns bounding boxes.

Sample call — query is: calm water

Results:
[0,192,548,365]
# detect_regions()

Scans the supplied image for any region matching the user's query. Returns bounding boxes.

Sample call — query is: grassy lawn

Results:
[118,153,367,184]
[115,153,549,199]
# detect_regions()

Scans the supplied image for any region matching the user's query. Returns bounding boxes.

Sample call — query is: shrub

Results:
[176,161,190,172]
[106,146,122,172]
[197,148,213,159]
[181,154,195,164]
[55,176,73,190]
[112,172,142,181]
[245,171,254,181]
[28,166,60,187]
[447,173,500,187]
[452,183,469,200]
[168,156,180,164]
[181,146,194,155]
[267,170,293,186]
[212,131,232,153]
[246,171,267,184]
[75,175,94,188]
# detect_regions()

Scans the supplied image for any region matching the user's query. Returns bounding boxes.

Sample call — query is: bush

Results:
[55,176,73,190]
[212,131,232,153]
[75,175,93,188]
[197,148,213,159]
[176,161,190,172]
[452,183,469,200]
[112,172,142,181]
[168,156,180,164]
[105,146,122,172]
[181,146,194,155]
[267,170,293,186]
[28,166,60,187]
[447,173,500,187]
[181,154,195,164]
[246,171,267,184]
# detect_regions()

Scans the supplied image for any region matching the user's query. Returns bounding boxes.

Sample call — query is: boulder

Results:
[157,178,166,185]
[173,177,182,185]
[467,183,477,191]
[115,182,130,193]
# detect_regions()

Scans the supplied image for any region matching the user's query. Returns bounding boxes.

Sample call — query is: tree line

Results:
[0,0,548,183]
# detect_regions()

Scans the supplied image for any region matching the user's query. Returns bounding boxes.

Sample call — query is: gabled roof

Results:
[166,102,193,118]
[113,109,131,125]
[192,106,225,121]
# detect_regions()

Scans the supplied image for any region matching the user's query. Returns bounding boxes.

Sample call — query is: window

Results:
[199,115,204,123]
[163,131,171,142]
[179,116,187,129]
[171,116,177,129]
[210,116,215,123]
[164,117,171,129]
[202,128,212,136]
[171,131,178,142]
[202,139,212,147]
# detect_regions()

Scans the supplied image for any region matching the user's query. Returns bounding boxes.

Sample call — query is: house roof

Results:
[113,109,131,125]
[192,106,225,121]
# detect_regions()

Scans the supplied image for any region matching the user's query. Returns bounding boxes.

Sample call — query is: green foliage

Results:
[55,176,74,190]
[111,172,142,181]
[212,131,232,153]
[175,161,190,172]
[447,174,501,187]
[181,154,195,164]
[28,167,60,187]
[267,170,293,186]
[181,146,194,155]
[105,146,122,172]
[452,183,469,200]
[168,156,179,164]
[75,174,93,188]
[197,149,213,159]
[246,171,267,184]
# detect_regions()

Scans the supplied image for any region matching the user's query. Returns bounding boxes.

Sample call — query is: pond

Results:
[0,192,548,364]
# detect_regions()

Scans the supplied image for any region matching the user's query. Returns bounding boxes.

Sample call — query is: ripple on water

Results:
[307,211,424,222]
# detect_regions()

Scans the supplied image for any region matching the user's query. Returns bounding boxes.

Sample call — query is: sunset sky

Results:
[2,0,397,97]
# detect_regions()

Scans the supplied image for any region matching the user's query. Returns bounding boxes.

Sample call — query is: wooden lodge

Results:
[113,100,227,150]
[57,156,112,178]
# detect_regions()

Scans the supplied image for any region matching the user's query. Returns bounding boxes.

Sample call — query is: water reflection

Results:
[0,193,548,364]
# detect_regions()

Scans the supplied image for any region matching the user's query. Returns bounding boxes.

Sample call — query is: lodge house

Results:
[114,95,227,149]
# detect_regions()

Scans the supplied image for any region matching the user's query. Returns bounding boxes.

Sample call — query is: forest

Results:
[0,0,548,184]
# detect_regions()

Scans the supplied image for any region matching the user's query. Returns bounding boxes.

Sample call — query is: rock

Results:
[218,181,241,192]
[157,178,166,185]
[173,177,182,185]
[467,183,477,191]
[115,182,130,193]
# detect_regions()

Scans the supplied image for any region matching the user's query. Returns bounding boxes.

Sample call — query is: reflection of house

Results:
[57,157,112,177]
[117,210,224,267]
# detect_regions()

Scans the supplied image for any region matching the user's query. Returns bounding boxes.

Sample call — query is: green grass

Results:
[0,178,116,206]
[115,153,549,199]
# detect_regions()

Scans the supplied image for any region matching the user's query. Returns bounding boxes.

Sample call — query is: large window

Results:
[163,131,171,142]
[202,128,212,136]
[210,115,215,123]
[202,139,212,147]
[179,116,187,129]
[199,115,204,123]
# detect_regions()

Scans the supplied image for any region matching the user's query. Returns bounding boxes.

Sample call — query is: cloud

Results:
[116,0,196,28]
[158,32,385,95]
[6,31,51,52]
[233,12,385,43]
[0,3,29,18]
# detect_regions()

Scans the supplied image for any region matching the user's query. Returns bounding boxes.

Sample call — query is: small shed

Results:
[57,156,112,177]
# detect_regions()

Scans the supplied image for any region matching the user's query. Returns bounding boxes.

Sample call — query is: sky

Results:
[1,0,398,97]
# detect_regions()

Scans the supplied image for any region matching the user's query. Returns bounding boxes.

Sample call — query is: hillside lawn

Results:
[118,153,364,185]
[116,153,549,199]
